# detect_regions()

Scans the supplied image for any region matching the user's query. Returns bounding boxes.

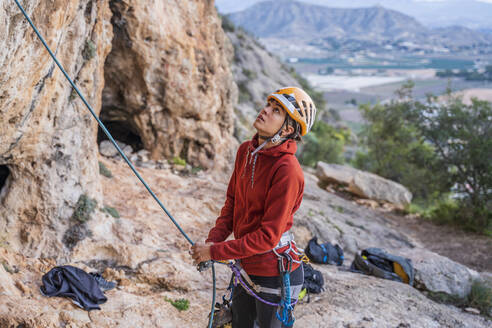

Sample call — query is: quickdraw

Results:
[276,252,295,326]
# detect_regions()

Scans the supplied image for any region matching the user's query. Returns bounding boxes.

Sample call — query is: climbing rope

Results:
[12,1,217,327]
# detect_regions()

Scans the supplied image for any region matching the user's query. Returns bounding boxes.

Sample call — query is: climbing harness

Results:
[12,0,218,326]
[215,231,303,327]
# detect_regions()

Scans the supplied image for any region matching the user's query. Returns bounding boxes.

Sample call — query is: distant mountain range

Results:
[227,0,492,49]
[216,0,492,30]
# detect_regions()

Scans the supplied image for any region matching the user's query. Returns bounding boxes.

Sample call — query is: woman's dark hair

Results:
[284,115,302,142]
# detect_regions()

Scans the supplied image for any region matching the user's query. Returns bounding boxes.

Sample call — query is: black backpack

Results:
[350,248,414,286]
[302,261,324,294]
[305,237,344,266]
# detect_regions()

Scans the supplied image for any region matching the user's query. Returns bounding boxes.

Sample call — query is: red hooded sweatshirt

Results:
[206,135,304,276]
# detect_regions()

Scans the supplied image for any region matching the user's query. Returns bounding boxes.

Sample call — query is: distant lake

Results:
[298,57,476,70]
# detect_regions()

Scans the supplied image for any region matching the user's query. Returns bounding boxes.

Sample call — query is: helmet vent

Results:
[283,93,299,109]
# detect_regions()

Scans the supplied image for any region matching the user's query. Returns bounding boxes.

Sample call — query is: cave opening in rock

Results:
[97,120,144,152]
[0,165,10,195]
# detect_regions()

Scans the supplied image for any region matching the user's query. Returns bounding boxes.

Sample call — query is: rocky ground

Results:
[385,212,492,273]
[0,154,490,327]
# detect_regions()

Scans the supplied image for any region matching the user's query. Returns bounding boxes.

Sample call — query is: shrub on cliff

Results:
[220,14,235,33]
[72,194,97,223]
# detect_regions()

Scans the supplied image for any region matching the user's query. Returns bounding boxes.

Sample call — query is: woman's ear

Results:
[281,125,294,137]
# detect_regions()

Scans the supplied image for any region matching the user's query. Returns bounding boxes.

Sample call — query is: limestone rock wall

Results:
[0,0,113,257]
[0,0,238,257]
[102,0,237,170]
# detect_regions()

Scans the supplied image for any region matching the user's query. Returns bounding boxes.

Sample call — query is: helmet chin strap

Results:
[254,121,287,156]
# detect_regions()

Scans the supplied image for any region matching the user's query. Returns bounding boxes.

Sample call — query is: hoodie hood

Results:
[250,133,297,157]
[244,134,298,188]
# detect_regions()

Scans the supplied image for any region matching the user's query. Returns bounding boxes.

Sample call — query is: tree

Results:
[355,82,450,201]
[415,94,492,229]
[356,82,491,232]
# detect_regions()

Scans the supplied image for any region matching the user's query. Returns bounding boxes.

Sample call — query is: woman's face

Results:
[253,99,287,137]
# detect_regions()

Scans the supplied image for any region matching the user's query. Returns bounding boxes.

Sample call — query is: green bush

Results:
[355,82,492,232]
[242,68,257,80]
[82,40,96,60]
[426,280,492,318]
[220,14,235,32]
[237,81,252,103]
[237,30,245,41]
[165,297,189,311]
[72,194,97,223]
[102,206,120,219]
[298,120,349,167]
[191,166,203,175]
[172,156,186,166]
[409,196,492,235]
[468,280,492,317]
[69,88,78,102]
[99,161,112,178]
[426,290,466,307]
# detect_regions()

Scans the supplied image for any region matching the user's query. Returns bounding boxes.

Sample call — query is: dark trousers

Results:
[231,265,304,328]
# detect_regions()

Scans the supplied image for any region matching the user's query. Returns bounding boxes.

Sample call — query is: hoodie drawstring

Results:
[250,153,258,188]
[244,136,288,188]
[241,148,258,187]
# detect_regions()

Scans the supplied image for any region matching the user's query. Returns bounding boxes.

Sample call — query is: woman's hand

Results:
[190,242,212,266]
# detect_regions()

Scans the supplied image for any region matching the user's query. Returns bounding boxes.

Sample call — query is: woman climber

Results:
[190,87,317,328]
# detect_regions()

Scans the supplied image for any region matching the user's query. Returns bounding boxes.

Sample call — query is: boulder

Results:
[122,145,133,158]
[99,140,119,157]
[316,162,358,186]
[316,162,413,207]
[402,248,481,298]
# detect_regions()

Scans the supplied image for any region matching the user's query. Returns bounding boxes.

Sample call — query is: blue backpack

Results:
[305,237,344,266]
